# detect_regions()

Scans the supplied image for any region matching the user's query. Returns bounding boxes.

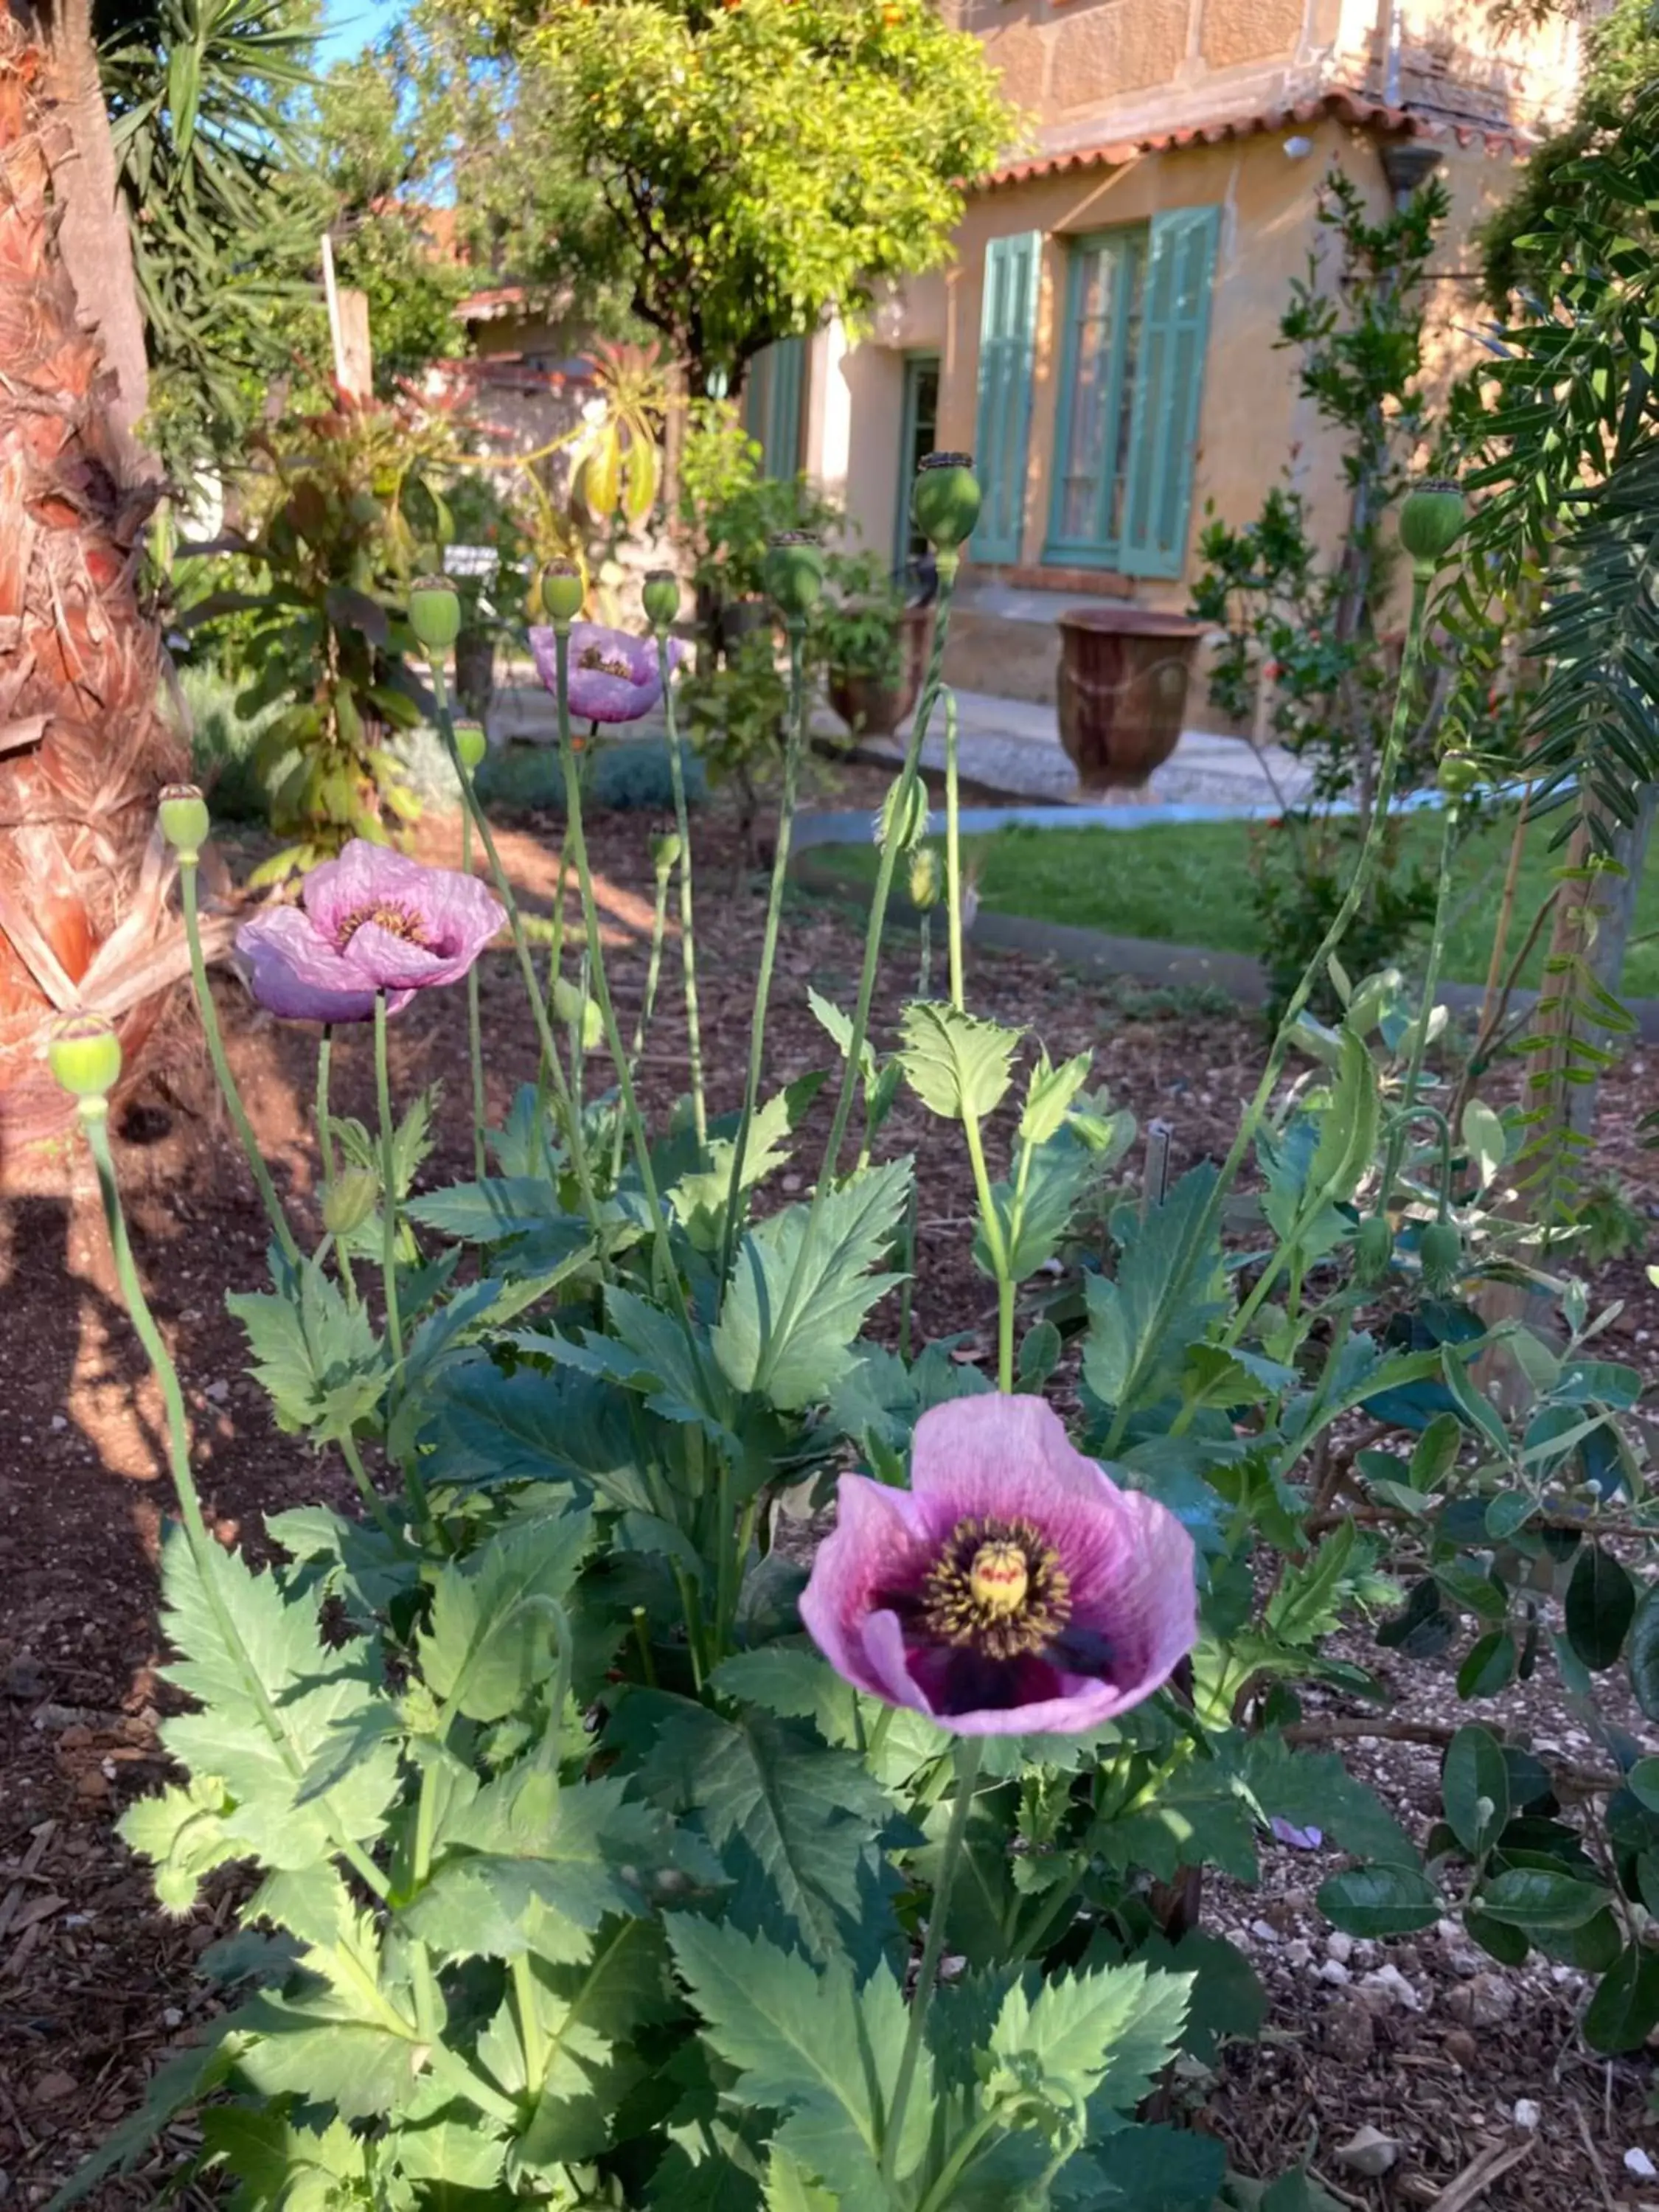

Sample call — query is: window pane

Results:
[1058,245,1113,543]
[1105,241,1145,546]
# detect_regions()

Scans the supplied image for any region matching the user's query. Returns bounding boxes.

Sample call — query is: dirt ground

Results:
[4,762,1659,2210]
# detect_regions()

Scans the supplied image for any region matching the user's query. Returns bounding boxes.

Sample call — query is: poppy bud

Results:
[453,720,488,776]
[641,569,681,631]
[908,845,942,910]
[911,452,981,552]
[874,775,928,855]
[1437,749,1479,799]
[651,828,683,875]
[158,782,210,860]
[322,1164,379,1237]
[1420,1217,1464,1289]
[1353,1214,1394,1285]
[408,576,462,653]
[538,560,585,625]
[763,532,824,625]
[1398,478,1464,573]
[49,1012,122,1102]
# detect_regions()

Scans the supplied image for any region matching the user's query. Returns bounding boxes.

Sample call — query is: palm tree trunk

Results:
[0,14,195,1171]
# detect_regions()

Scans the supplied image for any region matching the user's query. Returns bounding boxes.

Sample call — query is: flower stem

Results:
[337,1427,403,1549]
[179,858,299,1267]
[754,555,961,1401]
[660,633,707,1152]
[75,1101,389,1903]
[944,686,964,1012]
[429,661,603,1234]
[611,856,672,1184]
[717,622,807,1298]
[1376,794,1461,1217]
[373,991,403,1371]
[462,804,487,1179]
[1102,567,1433,1454]
[316,1027,356,1307]
[961,1107,1013,1392]
[883,1733,984,2183]
[549,627,699,1340]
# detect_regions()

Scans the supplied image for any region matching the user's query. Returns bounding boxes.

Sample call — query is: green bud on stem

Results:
[322,1164,380,1237]
[453,720,489,776]
[1419,1216,1464,1289]
[49,1012,122,1103]
[408,575,462,654]
[1398,476,1464,575]
[641,568,681,631]
[911,452,981,552]
[762,532,824,625]
[538,559,585,626]
[1436,749,1479,800]
[158,782,210,860]
[907,844,942,911]
[1353,1213,1394,1285]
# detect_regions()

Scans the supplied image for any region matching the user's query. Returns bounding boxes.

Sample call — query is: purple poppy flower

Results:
[801,1395,1196,1736]
[528,621,689,724]
[235,840,505,1023]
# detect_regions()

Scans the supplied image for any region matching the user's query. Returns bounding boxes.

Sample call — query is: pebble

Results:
[1325,1931,1354,1965]
[1284,1939,1313,1968]
[1318,1959,1352,1986]
[204,1380,230,1403]
[161,2007,184,2028]
[1512,2101,1542,2130]
[1360,1964,1422,2013]
[1322,1997,1376,2064]
[32,2073,75,2106]
[1443,2029,1480,2069]
[49,1413,66,1431]
[1335,2127,1399,2177]
[1444,1972,1517,2028]
[1250,1919,1279,1946]
[1627,2151,1658,2182]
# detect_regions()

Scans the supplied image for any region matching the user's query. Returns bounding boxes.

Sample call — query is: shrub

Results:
[477,734,708,817]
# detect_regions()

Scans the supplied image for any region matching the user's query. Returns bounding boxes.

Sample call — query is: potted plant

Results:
[817,548,936,738]
[679,400,837,663]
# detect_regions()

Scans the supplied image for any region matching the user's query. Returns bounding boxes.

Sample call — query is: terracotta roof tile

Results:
[979,86,1527,190]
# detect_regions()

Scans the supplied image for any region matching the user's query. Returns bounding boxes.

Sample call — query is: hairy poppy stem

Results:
[717,623,807,1299]
[179,856,301,1267]
[462,805,487,1179]
[316,1027,357,1307]
[373,992,403,1371]
[883,1734,984,2182]
[944,685,965,1012]
[753,554,962,1400]
[660,635,708,1151]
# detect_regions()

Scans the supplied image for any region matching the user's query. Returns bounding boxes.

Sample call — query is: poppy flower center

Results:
[920,1515,1071,1660]
[337,901,429,950]
[578,645,634,681]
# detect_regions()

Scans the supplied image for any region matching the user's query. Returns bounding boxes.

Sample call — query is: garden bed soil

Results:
[4,768,1659,2209]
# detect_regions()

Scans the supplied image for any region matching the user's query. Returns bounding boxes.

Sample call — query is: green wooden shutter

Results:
[743,338,806,476]
[972,231,1042,564]
[1120,206,1220,580]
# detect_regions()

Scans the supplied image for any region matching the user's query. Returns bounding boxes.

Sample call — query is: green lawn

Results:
[807,810,1659,996]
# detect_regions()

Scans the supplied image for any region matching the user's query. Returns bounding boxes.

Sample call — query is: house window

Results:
[895,352,942,568]
[1043,208,1220,579]
[1049,231,1145,557]
[743,337,807,478]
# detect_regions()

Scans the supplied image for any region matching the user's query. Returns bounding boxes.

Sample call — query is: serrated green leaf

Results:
[403,1176,585,1249]
[615,1691,897,1965]
[1082,1166,1223,1415]
[897,1001,1020,1121]
[716,1158,910,1411]
[1019,1048,1093,1148]
[987,1959,1188,2118]
[119,1774,240,1913]
[156,1530,400,1874]
[417,1507,592,1722]
[200,2109,372,2211]
[226,1258,386,1441]
[669,1091,795,1247]
[669,1916,926,2199]
[515,1917,679,2169]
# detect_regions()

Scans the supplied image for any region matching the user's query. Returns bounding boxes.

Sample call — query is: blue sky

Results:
[316,0,400,64]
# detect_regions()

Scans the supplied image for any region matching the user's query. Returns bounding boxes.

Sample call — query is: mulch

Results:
[4,758,1659,2208]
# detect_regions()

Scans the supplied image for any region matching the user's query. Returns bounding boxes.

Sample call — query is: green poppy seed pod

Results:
[762,532,824,625]
[1437,749,1479,800]
[907,844,942,911]
[1398,477,1464,571]
[650,828,683,875]
[453,720,488,776]
[408,574,462,654]
[1353,1214,1394,1286]
[322,1164,379,1237]
[49,1012,122,1102]
[157,782,210,860]
[641,568,681,631]
[911,451,981,552]
[1420,1217,1464,1290]
[538,559,585,626]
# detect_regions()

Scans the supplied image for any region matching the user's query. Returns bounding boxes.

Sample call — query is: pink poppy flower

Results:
[235,841,505,1023]
[800,1395,1196,1736]
[528,621,689,724]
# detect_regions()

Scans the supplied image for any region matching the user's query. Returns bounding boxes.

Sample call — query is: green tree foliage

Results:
[98,0,327,474]
[507,0,1018,393]
[1480,0,1659,305]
